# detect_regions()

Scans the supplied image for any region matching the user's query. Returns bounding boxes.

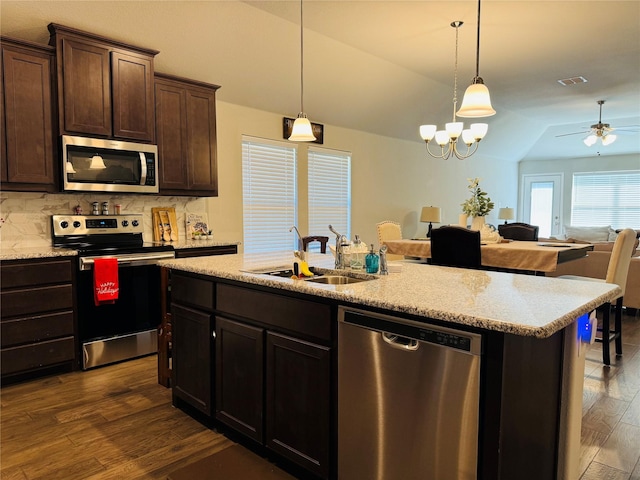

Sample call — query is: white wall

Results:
[208,101,519,252]
[518,153,640,228]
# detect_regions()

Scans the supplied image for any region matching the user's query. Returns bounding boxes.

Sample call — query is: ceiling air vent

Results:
[558,76,588,86]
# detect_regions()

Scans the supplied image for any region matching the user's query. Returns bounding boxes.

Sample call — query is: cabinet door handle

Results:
[212,330,216,340]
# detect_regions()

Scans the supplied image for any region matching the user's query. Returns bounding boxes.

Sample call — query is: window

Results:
[571,170,640,229]
[308,147,352,249]
[241,137,352,255]
[242,137,297,253]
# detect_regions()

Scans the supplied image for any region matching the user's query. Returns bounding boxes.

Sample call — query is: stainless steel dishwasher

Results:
[338,307,482,480]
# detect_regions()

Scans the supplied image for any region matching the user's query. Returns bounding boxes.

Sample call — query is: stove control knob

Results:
[132,220,139,227]
[73,221,81,228]
[121,220,129,227]
[60,221,69,229]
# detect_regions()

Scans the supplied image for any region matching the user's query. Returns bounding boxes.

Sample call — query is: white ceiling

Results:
[2,0,639,163]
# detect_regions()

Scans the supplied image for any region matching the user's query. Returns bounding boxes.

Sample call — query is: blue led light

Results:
[577,313,592,343]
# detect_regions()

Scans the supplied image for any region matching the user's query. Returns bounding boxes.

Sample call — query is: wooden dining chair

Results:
[498,222,539,241]
[559,228,636,365]
[430,226,481,269]
[376,221,403,261]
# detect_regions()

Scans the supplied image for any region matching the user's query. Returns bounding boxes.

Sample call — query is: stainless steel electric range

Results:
[52,214,175,369]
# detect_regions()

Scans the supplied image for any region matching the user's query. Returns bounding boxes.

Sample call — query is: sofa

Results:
[542,226,640,310]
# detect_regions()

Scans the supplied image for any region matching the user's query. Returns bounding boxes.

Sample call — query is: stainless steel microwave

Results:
[62,135,159,194]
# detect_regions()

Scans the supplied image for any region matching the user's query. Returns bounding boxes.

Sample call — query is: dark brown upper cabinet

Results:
[0,37,57,192]
[155,73,220,197]
[48,23,158,142]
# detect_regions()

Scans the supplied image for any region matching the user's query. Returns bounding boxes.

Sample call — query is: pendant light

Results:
[289,0,316,142]
[457,0,496,118]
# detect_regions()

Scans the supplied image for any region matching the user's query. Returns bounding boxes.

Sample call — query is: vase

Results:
[458,214,468,228]
[470,216,486,231]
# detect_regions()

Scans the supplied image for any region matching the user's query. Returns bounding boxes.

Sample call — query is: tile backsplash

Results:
[0,192,207,249]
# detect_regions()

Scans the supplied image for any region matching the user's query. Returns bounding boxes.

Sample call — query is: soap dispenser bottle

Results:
[365,244,379,274]
[350,234,365,270]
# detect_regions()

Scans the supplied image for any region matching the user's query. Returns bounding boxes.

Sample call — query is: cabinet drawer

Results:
[1,336,75,375]
[172,273,214,311]
[1,259,73,288]
[1,284,73,318]
[217,284,331,343]
[1,311,74,348]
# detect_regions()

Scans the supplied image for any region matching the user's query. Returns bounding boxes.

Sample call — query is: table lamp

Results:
[420,206,441,238]
[498,207,515,224]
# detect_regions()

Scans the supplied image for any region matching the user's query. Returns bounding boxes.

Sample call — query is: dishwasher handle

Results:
[382,332,420,351]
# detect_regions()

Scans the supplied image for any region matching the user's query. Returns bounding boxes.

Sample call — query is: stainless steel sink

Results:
[243,266,376,284]
[305,275,369,285]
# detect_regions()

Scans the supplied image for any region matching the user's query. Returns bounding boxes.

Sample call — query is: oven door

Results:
[76,259,164,369]
[62,135,158,194]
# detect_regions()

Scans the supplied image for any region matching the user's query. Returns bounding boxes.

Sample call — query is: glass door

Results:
[521,174,563,238]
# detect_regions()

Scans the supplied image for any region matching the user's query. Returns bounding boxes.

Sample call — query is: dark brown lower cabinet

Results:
[265,331,331,479]
[171,276,334,479]
[215,317,264,441]
[215,316,331,479]
[170,273,215,418]
[158,245,238,388]
[171,304,214,416]
[0,258,77,383]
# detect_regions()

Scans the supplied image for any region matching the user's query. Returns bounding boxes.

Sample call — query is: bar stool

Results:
[300,235,329,253]
[559,228,636,365]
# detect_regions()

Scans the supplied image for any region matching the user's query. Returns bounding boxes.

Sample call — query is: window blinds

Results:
[571,170,640,229]
[308,147,352,245]
[242,137,297,253]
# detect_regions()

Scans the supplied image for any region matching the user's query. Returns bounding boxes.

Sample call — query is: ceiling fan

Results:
[557,100,640,147]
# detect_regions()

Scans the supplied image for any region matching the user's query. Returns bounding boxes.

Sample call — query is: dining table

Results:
[383,239,594,274]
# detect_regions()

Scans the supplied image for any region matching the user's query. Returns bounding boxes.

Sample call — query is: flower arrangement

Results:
[461,177,494,217]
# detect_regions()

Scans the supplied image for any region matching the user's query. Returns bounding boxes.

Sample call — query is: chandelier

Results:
[419,21,488,160]
[288,0,316,142]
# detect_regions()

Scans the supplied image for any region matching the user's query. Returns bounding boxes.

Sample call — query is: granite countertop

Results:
[0,245,79,260]
[0,240,240,261]
[159,251,621,339]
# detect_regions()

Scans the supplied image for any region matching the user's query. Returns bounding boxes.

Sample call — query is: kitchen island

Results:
[160,252,620,480]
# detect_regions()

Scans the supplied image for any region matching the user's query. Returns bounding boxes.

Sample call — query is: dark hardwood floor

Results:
[1,309,639,480]
[0,356,234,480]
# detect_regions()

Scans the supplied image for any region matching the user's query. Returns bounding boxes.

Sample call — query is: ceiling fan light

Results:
[457,80,496,118]
[445,121,464,139]
[470,122,489,140]
[435,130,450,146]
[420,124,437,141]
[602,134,617,146]
[289,113,316,141]
[583,135,597,147]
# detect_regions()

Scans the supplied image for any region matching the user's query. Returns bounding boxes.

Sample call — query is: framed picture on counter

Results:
[186,213,210,239]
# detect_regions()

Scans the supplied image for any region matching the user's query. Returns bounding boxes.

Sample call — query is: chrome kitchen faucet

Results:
[329,225,349,269]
